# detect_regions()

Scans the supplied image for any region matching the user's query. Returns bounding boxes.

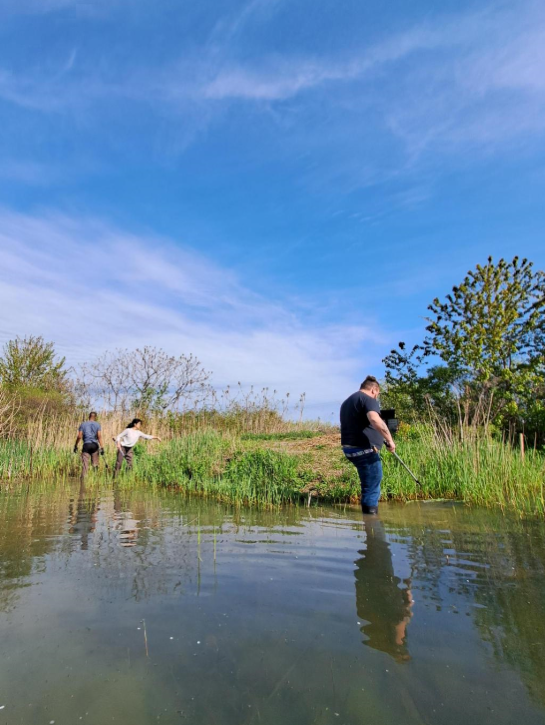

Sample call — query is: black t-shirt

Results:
[340,391,383,449]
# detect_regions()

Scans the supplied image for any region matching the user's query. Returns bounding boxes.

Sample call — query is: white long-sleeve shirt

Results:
[115,428,154,448]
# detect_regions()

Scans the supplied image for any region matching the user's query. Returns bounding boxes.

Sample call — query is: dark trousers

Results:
[81,449,99,479]
[343,448,383,509]
[114,446,134,475]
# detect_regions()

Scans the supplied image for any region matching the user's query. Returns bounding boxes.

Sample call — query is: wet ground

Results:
[1,482,545,724]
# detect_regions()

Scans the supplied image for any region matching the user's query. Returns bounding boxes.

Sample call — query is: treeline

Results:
[382,256,545,446]
[0,336,309,439]
[1,255,544,446]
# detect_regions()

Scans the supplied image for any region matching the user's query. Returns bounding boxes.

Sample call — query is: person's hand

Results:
[73,445,78,454]
[100,448,105,456]
[155,437,162,442]
[385,439,396,454]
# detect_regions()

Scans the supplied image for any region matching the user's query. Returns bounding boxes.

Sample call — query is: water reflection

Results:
[354,517,413,662]
[3,486,545,724]
[67,483,142,549]
[68,482,99,550]
[112,484,140,547]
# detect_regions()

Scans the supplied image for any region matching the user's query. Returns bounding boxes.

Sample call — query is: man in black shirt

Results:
[340,375,396,514]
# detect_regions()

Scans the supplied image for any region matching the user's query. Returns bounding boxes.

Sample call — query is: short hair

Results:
[360,375,380,391]
[89,411,97,419]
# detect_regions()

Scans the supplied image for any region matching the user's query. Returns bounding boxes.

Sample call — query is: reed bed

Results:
[1,403,544,515]
[381,431,545,516]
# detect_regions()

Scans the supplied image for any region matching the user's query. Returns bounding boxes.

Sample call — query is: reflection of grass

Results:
[2,427,545,514]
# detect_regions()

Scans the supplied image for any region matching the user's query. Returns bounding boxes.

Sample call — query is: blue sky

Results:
[0,0,544,420]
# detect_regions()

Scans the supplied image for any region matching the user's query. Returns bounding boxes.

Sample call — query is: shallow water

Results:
[1,483,545,724]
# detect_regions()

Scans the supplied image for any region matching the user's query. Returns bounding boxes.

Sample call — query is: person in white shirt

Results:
[113,418,161,477]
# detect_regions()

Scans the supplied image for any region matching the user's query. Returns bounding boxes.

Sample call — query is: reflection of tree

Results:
[354,518,413,662]
[0,488,68,612]
[384,506,545,710]
[469,523,545,709]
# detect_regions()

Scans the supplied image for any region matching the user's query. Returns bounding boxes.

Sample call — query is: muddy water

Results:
[1,482,545,724]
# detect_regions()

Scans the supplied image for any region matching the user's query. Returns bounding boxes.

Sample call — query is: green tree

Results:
[384,257,545,429]
[383,343,458,423]
[425,256,544,385]
[0,336,68,392]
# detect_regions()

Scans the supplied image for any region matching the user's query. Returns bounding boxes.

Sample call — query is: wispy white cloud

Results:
[0,209,381,414]
[200,14,482,101]
[2,2,543,159]
[199,2,545,157]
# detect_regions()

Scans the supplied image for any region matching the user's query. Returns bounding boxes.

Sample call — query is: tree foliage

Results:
[0,336,68,393]
[425,256,544,383]
[384,257,545,435]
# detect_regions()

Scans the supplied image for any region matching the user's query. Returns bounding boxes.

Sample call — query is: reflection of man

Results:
[354,518,413,662]
[68,481,99,551]
[340,376,395,515]
[74,412,104,482]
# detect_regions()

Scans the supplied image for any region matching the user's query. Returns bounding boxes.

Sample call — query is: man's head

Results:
[360,375,380,399]
[89,411,97,421]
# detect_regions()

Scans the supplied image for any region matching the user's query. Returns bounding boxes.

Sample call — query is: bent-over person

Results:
[74,412,104,482]
[113,418,161,477]
[340,376,395,515]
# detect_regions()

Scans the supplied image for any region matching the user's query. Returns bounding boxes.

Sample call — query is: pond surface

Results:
[1,482,545,725]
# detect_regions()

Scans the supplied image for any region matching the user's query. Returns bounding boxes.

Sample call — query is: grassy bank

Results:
[1,425,544,515]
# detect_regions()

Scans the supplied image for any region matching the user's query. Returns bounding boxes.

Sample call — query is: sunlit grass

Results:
[1,419,545,515]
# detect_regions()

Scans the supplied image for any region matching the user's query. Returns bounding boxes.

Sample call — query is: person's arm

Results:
[139,431,162,442]
[367,411,396,453]
[97,428,104,454]
[74,429,83,453]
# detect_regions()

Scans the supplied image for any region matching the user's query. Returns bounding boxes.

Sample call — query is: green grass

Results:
[380,434,545,516]
[2,427,545,515]
[130,433,305,506]
[240,430,322,441]
[0,439,76,482]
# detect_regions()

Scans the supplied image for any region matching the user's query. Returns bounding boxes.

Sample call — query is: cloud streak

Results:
[2,1,544,164]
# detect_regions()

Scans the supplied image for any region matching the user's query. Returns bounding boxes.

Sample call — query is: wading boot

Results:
[361,504,378,515]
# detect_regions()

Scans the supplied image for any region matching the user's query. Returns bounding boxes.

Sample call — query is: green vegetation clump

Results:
[240,430,321,441]
[131,435,305,506]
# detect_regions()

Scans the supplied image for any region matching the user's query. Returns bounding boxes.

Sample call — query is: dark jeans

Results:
[343,448,383,509]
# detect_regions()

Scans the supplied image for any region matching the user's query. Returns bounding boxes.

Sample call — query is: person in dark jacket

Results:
[340,376,395,514]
